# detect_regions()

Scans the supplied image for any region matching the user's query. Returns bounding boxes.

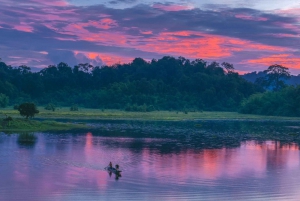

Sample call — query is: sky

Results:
[0,0,300,74]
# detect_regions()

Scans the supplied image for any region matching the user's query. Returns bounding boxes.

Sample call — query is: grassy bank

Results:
[1,107,300,121]
[0,118,87,132]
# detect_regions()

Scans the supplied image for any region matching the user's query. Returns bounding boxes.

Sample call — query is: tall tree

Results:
[261,64,291,91]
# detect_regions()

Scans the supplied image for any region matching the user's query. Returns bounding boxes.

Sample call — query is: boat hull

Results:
[105,167,122,175]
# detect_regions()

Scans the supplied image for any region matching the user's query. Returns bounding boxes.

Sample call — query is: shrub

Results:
[45,103,55,111]
[0,93,9,108]
[70,105,79,111]
[239,86,300,116]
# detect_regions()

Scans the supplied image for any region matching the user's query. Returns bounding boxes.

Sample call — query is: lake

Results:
[1,120,300,200]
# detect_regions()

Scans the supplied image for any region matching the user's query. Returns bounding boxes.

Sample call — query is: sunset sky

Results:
[0,0,300,74]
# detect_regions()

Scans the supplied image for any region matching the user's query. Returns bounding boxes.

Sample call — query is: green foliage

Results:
[13,105,19,110]
[4,116,13,121]
[70,104,79,111]
[1,116,13,128]
[45,103,55,111]
[18,103,39,119]
[0,56,262,111]
[240,86,300,117]
[0,93,9,108]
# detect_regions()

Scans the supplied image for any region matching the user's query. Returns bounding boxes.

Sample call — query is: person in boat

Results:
[109,162,113,168]
[115,164,119,170]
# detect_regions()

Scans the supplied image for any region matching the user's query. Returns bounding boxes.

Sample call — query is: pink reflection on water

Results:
[138,141,300,182]
[6,136,300,200]
[84,132,93,159]
[83,132,109,191]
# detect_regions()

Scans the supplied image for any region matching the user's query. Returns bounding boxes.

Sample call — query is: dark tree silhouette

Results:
[257,64,291,91]
[18,103,39,119]
[221,62,235,73]
[18,65,31,75]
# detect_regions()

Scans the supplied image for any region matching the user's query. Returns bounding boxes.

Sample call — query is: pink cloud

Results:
[30,0,68,7]
[265,33,299,38]
[273,9,300,34]
[130,31,287,59]
[246,54,300,70]
[152,3,193,11]
[99,18,118,29]
[276,8,300,17]
[75,51,132,66]
[140,30,153,35]
[1,0,299,73]
[2,0,293,70]
[59,28,289,67]
[274,21,300,35]
[14,24,34,32]
[75,18,118,30]
[235,14,268,21]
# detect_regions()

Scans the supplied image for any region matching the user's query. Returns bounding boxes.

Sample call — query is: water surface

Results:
[1,120,300,200]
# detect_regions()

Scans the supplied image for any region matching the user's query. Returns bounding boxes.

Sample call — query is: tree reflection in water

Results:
[17,133,37,148]
[83,120,300,153]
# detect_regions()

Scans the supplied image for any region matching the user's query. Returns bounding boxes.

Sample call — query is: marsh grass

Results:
[0,118,87,131]
[1,107,300,121]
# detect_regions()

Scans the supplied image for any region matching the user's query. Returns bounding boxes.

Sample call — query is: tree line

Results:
[0,56,263,112]
[239,64,300,117]
[240,85,300,116]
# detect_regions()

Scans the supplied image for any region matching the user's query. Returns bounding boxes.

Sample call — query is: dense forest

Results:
[239,64,300,117]
[0,56,262,111]
[240,86,300,116]
[243,71,300,86]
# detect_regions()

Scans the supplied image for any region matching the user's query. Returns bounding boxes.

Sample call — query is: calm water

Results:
[1,120,300,201]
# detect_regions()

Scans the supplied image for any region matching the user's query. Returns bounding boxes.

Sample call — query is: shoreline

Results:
[1,108,300,132]
[0,118,88,132]
[1,108,300,121]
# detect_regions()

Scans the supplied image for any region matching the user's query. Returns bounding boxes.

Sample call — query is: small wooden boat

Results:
[105,166,122,175]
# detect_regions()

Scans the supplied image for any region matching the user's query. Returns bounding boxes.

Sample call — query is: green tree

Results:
[0,93,9,108]
[257,64,291,91]
[18,103,39,119]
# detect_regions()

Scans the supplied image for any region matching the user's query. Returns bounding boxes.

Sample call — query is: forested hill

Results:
[0,56,262,111]
[243,71,300,86]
